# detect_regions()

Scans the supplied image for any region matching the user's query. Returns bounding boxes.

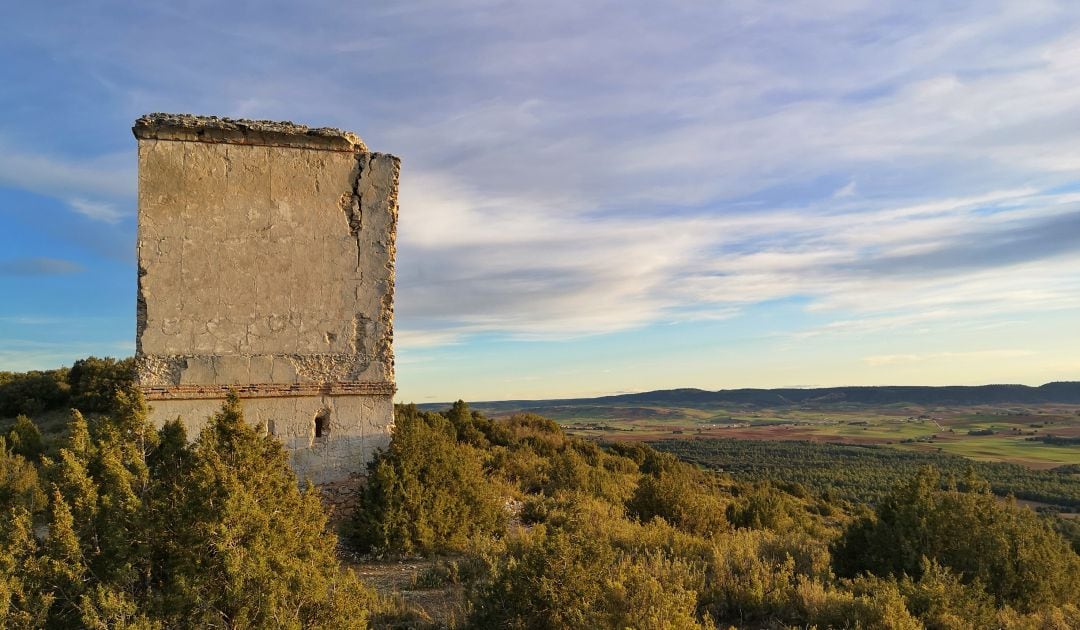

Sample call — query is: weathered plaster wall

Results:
[133,113,398,489]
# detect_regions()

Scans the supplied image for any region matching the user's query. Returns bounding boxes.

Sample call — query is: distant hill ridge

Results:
[419,381,1080,411]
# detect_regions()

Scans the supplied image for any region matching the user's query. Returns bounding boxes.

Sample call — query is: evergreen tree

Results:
[2,389,376,628]
[0,439,46,514]
[67,357,135,413]
[39,390,156,627]
[348,405,506,554]
[0,507,50,628]
[834,466,1080,611]
[5,416,43,462]
[155,393,375,628]
[38,491,87,627]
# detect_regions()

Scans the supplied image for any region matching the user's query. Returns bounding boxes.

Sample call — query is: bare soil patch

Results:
[342,555,467,629]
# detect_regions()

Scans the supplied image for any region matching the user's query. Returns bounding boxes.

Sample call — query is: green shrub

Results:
[0,357,135,420]
[412,560,461,589]
[66,357,135,413]
[628,462,728,537]
[834,466,1080,611]
[600,551,705,630]
[0,369,69,417]
[502,413,567,455]
[491,446,550,493]
[4,389,378,628]
[542,446,637,505]
[469,525,706,629]
[700,528,831,624]
[0,507,51,627]
[997,604,1080,629]
[444,400,491,446]
[898,559,998,629]
[347,406,506,554]
[0,439,46,514]
[795,576,920,630]
[154,395,376,628]
[1051,514,1080,554]
[6,416,44,462]
[726,481,802,533]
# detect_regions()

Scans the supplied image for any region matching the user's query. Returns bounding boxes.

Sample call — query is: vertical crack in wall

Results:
[343,153,366,272]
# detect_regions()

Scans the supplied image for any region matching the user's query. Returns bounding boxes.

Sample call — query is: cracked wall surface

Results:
[133,113,398,487]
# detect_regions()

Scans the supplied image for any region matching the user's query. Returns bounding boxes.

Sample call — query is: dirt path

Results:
[342,554,467,628]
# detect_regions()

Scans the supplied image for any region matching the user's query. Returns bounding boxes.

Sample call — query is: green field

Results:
[483,402,1080,469]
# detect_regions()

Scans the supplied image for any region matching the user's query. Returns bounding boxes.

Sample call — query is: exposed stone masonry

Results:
[134,113,398,503]
[133,113,367,152]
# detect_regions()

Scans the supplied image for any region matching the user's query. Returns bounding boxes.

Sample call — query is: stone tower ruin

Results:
[133,113,398,494]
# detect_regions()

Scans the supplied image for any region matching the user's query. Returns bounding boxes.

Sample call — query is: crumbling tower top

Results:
[133,112,368,152]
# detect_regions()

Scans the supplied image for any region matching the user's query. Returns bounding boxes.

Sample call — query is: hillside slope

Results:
[420,382,1080,412]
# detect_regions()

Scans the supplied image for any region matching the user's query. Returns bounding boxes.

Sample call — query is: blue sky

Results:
[3,1,1080,402]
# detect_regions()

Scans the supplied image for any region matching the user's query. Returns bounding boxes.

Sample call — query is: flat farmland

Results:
[487,402,1080,468]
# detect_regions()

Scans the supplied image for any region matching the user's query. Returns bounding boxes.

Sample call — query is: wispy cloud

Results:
[67,198,125,223]
[367,2,1080,347]
[395,329,463,350]
[5,0,1080,388]
[832,181,858,199]
[0,257,84,276]
[863,350,1036,367]
[0,140,134,205]
[397,176,1080,345]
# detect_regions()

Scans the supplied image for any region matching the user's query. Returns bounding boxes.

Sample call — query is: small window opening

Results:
[314,411,329,439]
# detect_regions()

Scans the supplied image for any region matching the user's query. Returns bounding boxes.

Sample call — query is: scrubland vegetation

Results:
[345,403,1079,628]
[0,358,133,419]
[655,438,1080,509]
[2,362,1078,628]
